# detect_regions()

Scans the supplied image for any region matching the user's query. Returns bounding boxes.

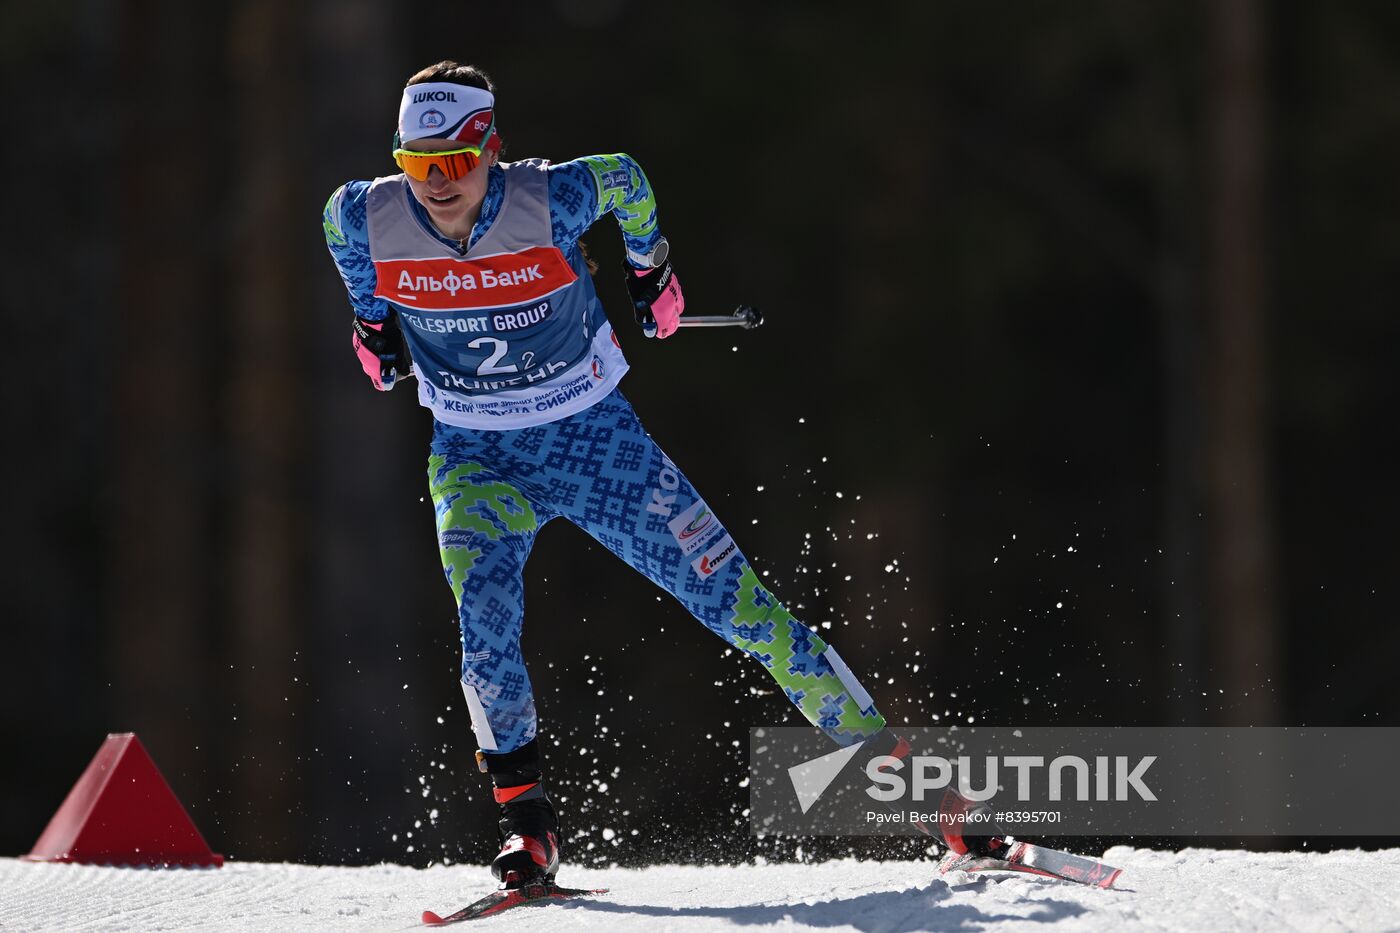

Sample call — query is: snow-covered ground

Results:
[3,848,1398,932]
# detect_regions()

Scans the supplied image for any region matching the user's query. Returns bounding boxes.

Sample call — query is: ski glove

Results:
[625,259,685,339]
[352,313,411,391]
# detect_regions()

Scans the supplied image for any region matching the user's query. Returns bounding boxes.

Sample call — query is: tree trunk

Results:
[1207,0,1280,725]
[224,0,308,857]
[109,0,225,806]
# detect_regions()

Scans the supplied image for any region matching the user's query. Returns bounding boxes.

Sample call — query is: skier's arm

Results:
[549,155,685,338]
[548,154,662,267]
[323,182,410,389]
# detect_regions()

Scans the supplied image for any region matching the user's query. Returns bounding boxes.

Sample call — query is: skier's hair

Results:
[405,61,495,92]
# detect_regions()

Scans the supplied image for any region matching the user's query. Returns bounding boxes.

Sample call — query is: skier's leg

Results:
[428,449,549,755]
[430,436,562,882]
[547,390,886,747]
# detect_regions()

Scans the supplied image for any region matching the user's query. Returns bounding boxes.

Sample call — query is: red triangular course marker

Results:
[25,732,223,867]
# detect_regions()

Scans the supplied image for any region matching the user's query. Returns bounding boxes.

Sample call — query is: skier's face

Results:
[402,137,497,238]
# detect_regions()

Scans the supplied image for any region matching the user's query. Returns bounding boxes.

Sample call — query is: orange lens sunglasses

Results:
[393,144,483,182]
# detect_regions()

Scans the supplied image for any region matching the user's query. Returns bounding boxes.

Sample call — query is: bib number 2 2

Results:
[468,337,518,376]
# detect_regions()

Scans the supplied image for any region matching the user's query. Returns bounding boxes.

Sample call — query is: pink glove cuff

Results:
[635,268,685,339]
[353,319,390,390]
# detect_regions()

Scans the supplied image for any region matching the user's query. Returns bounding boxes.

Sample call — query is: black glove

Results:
[352,313,411,390]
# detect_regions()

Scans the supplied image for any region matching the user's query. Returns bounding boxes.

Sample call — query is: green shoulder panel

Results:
[323,185,349,247]
[578,154,658,240]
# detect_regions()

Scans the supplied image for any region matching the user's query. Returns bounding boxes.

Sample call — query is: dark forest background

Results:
[2,0,1397,868]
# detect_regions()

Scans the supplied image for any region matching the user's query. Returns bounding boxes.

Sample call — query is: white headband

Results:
[397,82,496,145]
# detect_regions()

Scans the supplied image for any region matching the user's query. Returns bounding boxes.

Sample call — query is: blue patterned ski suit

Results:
[324,155,885,754]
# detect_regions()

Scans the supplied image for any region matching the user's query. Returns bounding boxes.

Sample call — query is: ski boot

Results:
[478,739,560,888]
[862,729,939,839]
[938,786,1012,857]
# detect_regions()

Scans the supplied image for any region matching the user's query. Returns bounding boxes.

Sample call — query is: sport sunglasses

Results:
[393,144,484,182]
[391,119,497,182]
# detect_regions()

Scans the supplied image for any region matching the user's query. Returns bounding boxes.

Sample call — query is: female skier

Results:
[323,61,892,886]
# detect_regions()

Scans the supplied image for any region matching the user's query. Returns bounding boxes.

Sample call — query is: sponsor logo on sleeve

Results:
[692,534,738,578]
[600,167,630,190]
[668,499,721,555]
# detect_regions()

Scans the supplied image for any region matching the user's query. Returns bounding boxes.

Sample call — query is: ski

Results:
[422,880,609,924]
[938,840,1122,889]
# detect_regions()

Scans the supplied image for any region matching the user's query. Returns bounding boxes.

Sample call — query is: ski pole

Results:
[676,305,764,330]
